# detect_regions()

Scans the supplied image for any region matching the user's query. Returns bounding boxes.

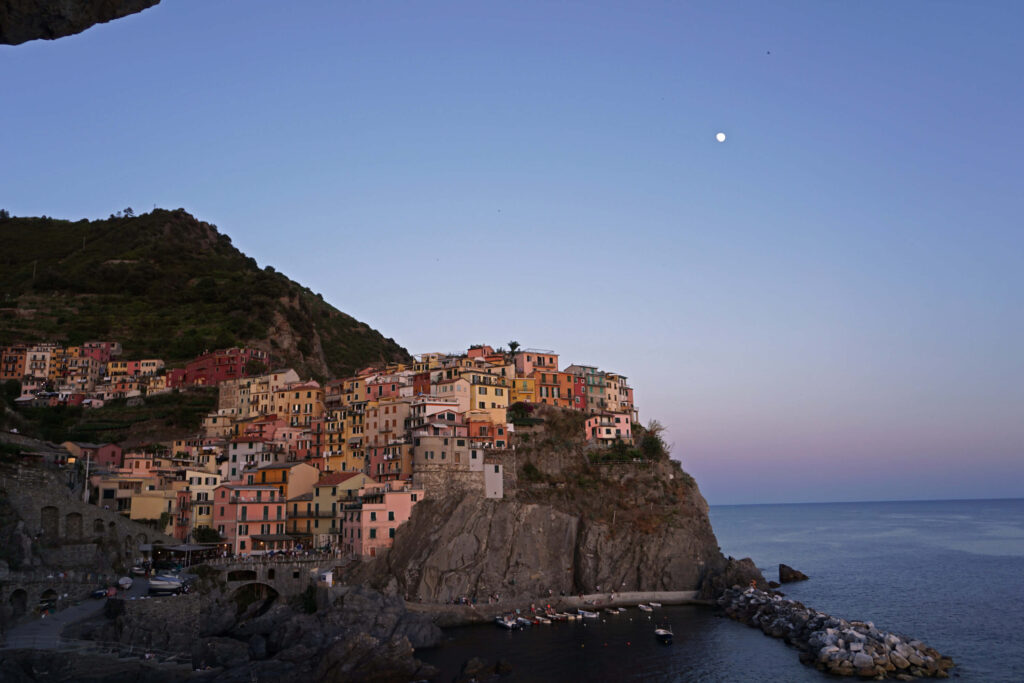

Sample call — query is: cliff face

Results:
[377,485,726,603]
[0,0,159,45]
[357,409,764,603]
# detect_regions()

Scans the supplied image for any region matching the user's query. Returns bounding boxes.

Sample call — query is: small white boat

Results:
[616,607,627,613]
[495,614,518,629]
[649,602,662,607]
[516,617,533,627]
[655,625,674,644]
[604,608,619,615]
[577,609,599,619]
[117,577,133,590]
[148,575,182,593]
[534,616,551,625]
[638,603,653,612]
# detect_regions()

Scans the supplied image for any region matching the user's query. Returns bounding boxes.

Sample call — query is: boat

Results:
[148,574,183,593]
[638,603,653,612]
[604,608,619,615]
[616,607,627,613]
[577,609,599,619]
[516,617,533,627]
[649,602,662,607]
[130,565,147,576]
[655,625,674,644]
[495,614,518,629]
[533,616,551,625]
[117,576,133,590]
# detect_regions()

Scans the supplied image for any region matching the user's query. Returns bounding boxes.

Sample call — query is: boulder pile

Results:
[719,588,955,679]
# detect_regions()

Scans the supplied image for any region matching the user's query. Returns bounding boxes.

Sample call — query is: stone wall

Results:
[0,461,176,630]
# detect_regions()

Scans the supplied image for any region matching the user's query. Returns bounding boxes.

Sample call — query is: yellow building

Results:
[314,471,374,547]
[129,489,177,533]
[510,376,536,404]
[243,461,319,500]
[462,370,510,425]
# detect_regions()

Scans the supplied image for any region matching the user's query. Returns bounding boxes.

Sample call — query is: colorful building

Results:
[340,480,424,558]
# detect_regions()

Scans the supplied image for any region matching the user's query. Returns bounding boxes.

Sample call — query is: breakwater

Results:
[719,587,955,679]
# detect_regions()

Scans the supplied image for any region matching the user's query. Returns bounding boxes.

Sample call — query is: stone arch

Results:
[65,512,83,539]
[94,519,105,534]
[41,506,59,538]
[227,569,257,582]
[8,589,27,618]
[39,588,58,612]
[229,583,279,616]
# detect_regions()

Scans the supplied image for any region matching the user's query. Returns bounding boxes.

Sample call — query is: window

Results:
[369,528,376,539]
[389,528,396,538]
[388,511,395,521]
[494,465,500,473]
[370,511,376,521]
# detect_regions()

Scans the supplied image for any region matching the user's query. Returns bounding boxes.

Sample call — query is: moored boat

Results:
[147,574,182,593]
[649,601,662,607]
[638,603,653,612]
[117,576,133,590]
[655,625,674,644]
[495,614,518,629]
[604,608,618,615]
[577,609,599,618]
[516,617,533,627]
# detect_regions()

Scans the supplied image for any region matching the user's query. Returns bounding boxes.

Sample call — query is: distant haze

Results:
[2,2,1021,504]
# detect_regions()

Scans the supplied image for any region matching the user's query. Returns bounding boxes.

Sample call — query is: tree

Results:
[508,341,520,354]
[192,526,223,543]
[244,359,268,376]
[639,419,669,460]
[0,209,10,220]
[123,207,135,218]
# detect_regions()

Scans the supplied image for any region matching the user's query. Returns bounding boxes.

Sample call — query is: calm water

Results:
[418,498,1024,682]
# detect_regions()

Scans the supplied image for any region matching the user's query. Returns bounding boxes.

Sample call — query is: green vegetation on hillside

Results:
[13,388,217,445]
[0,209,410,378]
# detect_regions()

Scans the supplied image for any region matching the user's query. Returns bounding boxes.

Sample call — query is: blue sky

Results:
[3,1,1022,504]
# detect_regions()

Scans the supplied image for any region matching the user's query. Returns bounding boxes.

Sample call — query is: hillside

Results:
[0,209,410,379]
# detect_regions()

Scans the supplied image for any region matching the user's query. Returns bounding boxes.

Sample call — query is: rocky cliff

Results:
[357,410,761,603]
[0,0,159,45]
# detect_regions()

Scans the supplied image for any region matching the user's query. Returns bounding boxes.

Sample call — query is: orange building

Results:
[0,346,27,382]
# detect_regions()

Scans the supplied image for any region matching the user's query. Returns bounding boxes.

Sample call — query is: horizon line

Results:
[709,495,1024,507]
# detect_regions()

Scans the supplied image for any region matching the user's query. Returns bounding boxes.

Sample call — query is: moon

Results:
[716,132,726,142]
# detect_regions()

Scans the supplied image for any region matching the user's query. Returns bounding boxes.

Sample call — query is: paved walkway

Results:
[407,590,708,625]
[1,578,148,650]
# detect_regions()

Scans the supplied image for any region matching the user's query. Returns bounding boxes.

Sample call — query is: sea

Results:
[417,498,1024,682]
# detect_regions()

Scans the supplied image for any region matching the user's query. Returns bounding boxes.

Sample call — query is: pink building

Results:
[82,341,122,364]
[584,412,633,445]
[514,348,559,377]
[364,376,406,401]
[84,442,123,469]
[213,484,287,555]
[340,480,425,558]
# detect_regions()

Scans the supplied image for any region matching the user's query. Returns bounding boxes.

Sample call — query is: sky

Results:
[2,1,1022,505]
